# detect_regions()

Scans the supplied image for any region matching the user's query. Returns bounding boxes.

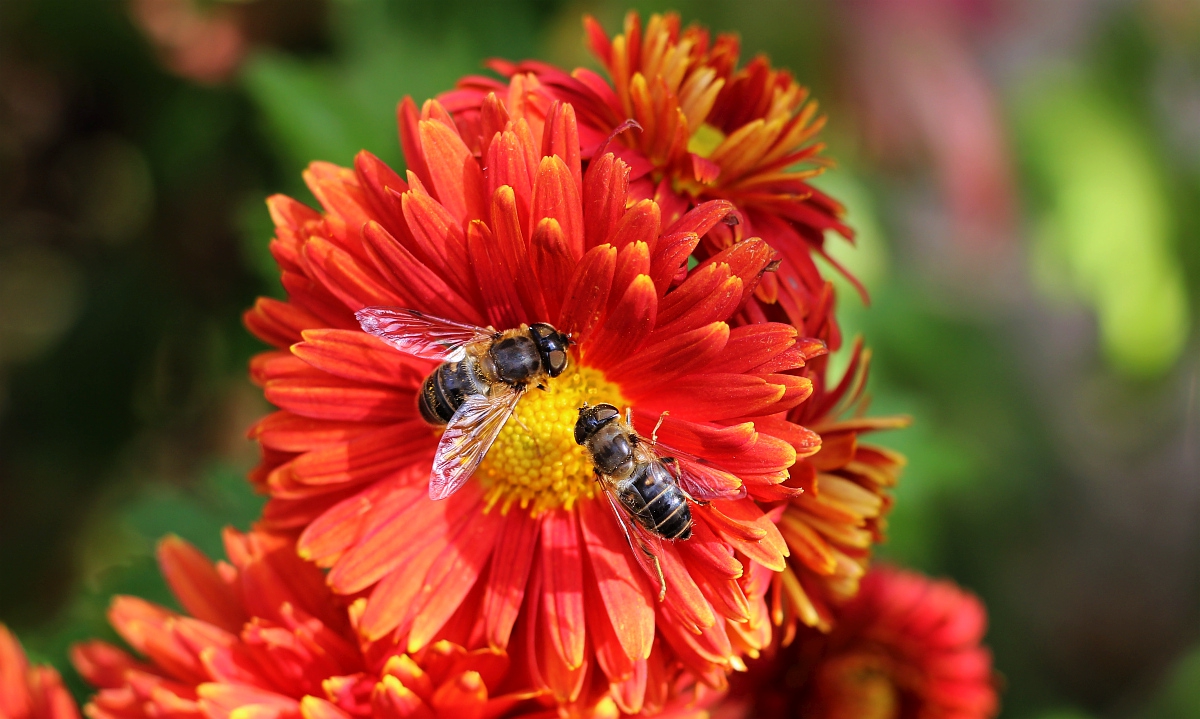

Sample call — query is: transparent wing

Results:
[355,306,493,362]
[646,440,746,502]
[429,386,522,500]
[598,480,668,601]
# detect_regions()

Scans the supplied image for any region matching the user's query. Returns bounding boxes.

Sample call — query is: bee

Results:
[356,307,571,500]
[575,402,746,599]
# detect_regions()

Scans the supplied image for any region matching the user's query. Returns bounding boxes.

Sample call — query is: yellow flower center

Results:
[476,361,626,515]
[687,122,727,158]
[815,652,901,719]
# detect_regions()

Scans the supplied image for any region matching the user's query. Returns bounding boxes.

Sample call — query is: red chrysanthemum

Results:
[439,13,911,635]
[242,93,828,710]
[0,624,79,719]
[442,11,855,349]
[724,566,999,719]
[74,531,559,719]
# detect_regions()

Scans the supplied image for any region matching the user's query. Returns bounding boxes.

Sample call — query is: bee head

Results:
[528,323,571,378]
[574,402,620,446]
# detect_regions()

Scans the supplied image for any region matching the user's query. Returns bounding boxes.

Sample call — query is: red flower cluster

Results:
[725,567,999,719]
[74,532,553,719]
[13,10,999,719]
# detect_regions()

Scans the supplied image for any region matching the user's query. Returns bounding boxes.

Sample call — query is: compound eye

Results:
[547,350,567,376]
[594,404,620,423]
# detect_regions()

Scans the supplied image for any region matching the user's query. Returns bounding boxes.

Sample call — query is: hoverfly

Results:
[575,402,746,599]
[356,307,571,500]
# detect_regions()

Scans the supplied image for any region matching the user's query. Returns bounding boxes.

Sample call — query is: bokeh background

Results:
[1,0,1198,716]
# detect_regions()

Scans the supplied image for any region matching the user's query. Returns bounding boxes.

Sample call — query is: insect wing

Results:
[429,385,521,500]
[651,441,746,502]
[599,482,668,601]
[355,306,492,361]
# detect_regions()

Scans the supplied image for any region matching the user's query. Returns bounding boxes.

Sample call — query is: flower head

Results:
[74,531,552,719]
[725,566,999,719]
[0,624,79,719]
[442,11,856,348]
[243,93,826,709]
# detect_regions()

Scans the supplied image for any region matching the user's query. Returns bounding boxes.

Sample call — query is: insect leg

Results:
[651,411,670,445]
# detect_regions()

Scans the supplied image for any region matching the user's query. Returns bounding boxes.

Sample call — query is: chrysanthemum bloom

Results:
[441,11,855,348]
[0,624,79,719]
[771,337,909,635]
[243,94,826,710]
[442,11,908,635]
[722,566,999,719]
[73,531,556,719]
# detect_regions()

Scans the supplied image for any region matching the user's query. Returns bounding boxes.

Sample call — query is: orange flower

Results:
[242,93,827,709]
[771,337,909,635]
[74,531,554,719]
[443,11,855,349]
[0,624,79,719]
[724,566,999,719]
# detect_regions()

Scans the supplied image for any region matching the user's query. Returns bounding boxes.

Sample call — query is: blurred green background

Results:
[1,0,1197,717]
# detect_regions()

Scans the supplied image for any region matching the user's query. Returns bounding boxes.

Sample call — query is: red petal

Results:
[654,262,743,338]
[303,236,405,312]
[581,274,657,371]
[298,476,424,567]
[361,221,483,325]
[664,199,735,236]
[611,322,728,394]
[582,153,630,250]
[245,298,322,349]
[709,323,798,374]
[490,186,547,320]
[418,117,487,225]
[556,244,617,343]
[530,156,584,259]
[398,97,432,191]
[645,374,785,421]
[529,218,574,321]
[607,199,660,253]
[358,490,483,641]
[292,329,429,389]
[373,675,434,719]
[481,512,540,651]
[540,102,582,196]
[286,421,431,489]
[608,241,650,318]
[328,481,478,596]
[429,671,488,719]
[485,126,538,236]
[264,376,415,423]
[539,509,585,670]
[468,219,526,328]
[657,543,715,634]
[156,536,246,634]
[647,231,700,297]
[400,191,474,302]
[578,500,654,662]
[405,508,505,651]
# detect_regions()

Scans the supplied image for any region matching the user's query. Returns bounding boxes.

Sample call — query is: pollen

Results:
[476,361,626,515]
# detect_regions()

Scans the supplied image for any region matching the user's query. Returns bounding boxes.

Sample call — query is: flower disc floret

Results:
[478,362,625,514]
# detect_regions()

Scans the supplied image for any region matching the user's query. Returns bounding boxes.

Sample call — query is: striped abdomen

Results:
[618,461,693,540]
[417,357,487,425]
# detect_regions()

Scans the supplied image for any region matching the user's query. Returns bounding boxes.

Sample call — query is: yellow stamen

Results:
[477,362,626,515]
